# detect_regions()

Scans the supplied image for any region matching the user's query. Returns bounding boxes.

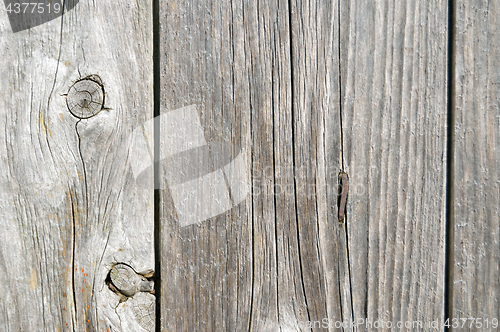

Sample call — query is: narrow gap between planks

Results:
[152,0,161,330]
[444,0,456,328]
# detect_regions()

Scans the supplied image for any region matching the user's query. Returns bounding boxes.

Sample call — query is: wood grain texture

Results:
[159,0,345,330]
[340,0,449,328]
[452,0,500,324]
[289,0,350,329]
[0,2,154,331]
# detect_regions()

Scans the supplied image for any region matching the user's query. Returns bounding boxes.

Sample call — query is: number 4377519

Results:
[444,318,498,329]
[6,2,62,14]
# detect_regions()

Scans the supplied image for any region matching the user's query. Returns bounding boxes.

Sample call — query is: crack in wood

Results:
[337,0,356,327]
[69,191,78,332]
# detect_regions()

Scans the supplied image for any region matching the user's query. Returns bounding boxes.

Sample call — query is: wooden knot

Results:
[108,263,154,297]
[131,293,155,332]
[66,75,105,119]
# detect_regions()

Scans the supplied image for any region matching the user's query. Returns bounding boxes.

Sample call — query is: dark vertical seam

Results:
[248,81,255,332]
[153,0,161,330]
[228,1,237,328]
[74,117,89,328]
[271,45,280,332]
[243,3,256,329]
[227,0,237,207]
[335,0,346,327]
[248,69,256,332]
[338,0,344,172]
[444,0,455,328]
[271,6,282,328]
[69,191,78,332]
[220,2,235,206]
[337,0,356,326]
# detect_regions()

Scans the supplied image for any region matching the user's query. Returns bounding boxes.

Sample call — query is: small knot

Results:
[108,263,154,297]
[66,75,105,119]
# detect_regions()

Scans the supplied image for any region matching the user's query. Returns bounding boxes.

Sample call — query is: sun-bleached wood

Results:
[5,0,498,330]
[0,2,154,331]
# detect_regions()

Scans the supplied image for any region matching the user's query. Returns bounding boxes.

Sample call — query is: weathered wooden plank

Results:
[341,0,448,328]
[452,0,500,325]
[289,0,348,329]
[160,0,344,330]
[0,1,153,331]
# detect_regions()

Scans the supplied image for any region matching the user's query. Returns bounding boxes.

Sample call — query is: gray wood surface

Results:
[0,2,154,331]
[452,0,500,326]
[340,0,449,329]
[3,0,499,330]
[159,0,346,330]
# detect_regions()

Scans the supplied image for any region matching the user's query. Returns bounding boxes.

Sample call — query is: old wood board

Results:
[159,0,449,331]
[341,0,449,328]
[159,0,346,330]
[451,0,500,325]
[0,1,154,331]
[2,0,500,330]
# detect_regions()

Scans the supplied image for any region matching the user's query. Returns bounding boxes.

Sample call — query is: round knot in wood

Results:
[66,75,105,119]
[109,264,154,297]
